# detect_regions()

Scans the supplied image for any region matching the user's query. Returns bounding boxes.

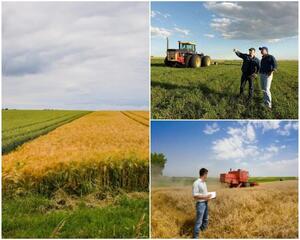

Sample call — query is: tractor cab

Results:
[178,41,196,53]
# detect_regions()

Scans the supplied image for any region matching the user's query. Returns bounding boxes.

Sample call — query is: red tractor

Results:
[220,169,258,188]
[164,38,211,68]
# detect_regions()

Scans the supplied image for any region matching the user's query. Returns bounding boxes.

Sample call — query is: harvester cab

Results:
[164,38,211,68]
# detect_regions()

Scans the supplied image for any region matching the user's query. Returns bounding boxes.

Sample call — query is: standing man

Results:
[233,48,260,101]
[259,46,277,109]
[192,168,212,239]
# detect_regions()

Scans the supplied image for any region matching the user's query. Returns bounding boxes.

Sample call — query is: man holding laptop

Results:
[192,168,215,238]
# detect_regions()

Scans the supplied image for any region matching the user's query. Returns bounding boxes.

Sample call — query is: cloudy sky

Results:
[3,2,149,110]
[151,2,298,59]
[152,121,298,177]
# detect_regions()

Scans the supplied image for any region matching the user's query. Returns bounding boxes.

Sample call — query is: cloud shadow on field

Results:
[151,80,237,100]
[151,62,166,67]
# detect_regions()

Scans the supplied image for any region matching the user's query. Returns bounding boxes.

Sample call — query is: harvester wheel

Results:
[184,55,192,67]
[202,55,211,67]
[190,55,201,68]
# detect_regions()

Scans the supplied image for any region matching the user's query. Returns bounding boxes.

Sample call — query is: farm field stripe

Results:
[121,111,149,127]
[127,111,149,120]
[2,112,90,154]
[3,112,88,140]
[124,111,149,124]
[3,112,72,132]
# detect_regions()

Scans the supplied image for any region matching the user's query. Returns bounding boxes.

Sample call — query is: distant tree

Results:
[151,152,167,176]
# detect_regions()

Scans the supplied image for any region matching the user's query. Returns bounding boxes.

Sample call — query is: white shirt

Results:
[192,178,208,202]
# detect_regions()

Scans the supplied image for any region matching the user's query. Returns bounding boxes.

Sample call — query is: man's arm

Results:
[272,55,278,71]
[192,182,212,200]
[194,194,212,201]
[233,49,247,60]
[268,56,277,76]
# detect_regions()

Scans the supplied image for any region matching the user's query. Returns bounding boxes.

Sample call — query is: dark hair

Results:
[199,168,208,177]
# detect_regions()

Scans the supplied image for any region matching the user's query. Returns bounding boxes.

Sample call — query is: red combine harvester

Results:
[220,169,258,188]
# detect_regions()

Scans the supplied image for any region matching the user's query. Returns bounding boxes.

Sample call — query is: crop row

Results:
[3,110,89,154]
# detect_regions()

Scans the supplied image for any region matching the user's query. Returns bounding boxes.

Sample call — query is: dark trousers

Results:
[240,73,255,98]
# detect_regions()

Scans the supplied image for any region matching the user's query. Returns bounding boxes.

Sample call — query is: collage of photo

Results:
[2,1,299,239]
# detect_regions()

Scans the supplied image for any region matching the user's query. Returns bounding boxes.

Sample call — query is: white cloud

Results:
[3,2,149,110]
[252,121,280,133]
[277,122,298,136]
[252,158,298,176]
[259,144,280,160]
[151,26,190,38]
[212,124,258,161]
[246,123,256,142]
[151,10,170,19]
[268,39,281,43]
[151,11,156,18]
[203,123,220,135]
[204,2,298,41]
[204,34,215,38]
[205,2,242,11]
[174,27,189,36]
[151,26,171,38]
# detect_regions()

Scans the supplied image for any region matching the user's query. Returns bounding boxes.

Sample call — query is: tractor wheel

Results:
[190,55,201,68]
[202,55,211,67]
[164,57,171,67]
[243,182,250,187]
[184,55,192,67]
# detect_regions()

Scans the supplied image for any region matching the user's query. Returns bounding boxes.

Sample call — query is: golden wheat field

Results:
[3,111,149,195]
[151,180,298,238]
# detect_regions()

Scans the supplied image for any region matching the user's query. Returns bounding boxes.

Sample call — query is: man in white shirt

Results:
[192,168,212,238]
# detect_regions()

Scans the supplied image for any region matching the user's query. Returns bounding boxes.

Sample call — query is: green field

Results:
[151,58,298,119]
[249,176,298,183]
[2,110,90,154]
[152,176,298,187]
[3,193,149,238]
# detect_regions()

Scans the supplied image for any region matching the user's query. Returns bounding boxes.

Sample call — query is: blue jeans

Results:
[193,201,208,238]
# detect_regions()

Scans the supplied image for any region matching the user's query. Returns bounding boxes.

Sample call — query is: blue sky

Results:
[151,121,298,177]
[3,2,149,110]
[151,2,298,59]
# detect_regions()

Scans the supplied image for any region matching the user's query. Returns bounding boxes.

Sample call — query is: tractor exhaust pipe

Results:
[166,37,169,51]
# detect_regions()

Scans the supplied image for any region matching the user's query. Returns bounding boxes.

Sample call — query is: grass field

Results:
[151,58,298,119]
[2,110,90,154]
[151,180,298,238]
[3,193,149,238]
[3,110,149,238]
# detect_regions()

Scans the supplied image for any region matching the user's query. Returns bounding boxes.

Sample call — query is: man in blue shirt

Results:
[233,48,260,101]
[259,46,277,109]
